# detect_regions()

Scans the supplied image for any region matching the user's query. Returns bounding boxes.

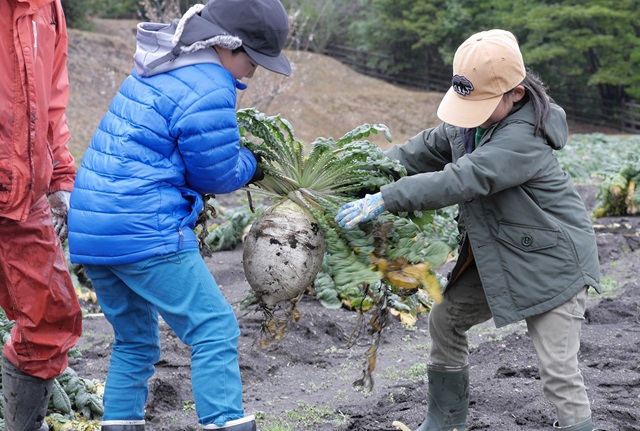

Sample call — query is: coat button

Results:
[521,235,533,247]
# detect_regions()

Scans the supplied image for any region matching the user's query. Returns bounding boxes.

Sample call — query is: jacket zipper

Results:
[178,228,184,249]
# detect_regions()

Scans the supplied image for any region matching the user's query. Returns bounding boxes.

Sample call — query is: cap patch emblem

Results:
[452,75,474,96]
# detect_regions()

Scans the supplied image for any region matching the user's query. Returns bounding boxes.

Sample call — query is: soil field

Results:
[73,186,640,431]
[66,19,638,431]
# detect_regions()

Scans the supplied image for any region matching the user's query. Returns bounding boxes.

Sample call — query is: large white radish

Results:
[242,199,326,308]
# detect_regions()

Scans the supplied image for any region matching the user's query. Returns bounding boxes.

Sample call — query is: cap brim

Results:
[437,87,503,128]
[244,46,291,76]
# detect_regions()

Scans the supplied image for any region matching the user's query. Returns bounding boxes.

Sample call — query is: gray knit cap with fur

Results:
[147,4,240,69]
[148,0,291,76]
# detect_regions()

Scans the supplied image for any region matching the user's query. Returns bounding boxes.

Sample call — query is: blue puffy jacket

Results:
[68,58,256,265]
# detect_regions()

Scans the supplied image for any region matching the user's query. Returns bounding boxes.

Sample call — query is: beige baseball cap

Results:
[437,29,526,128]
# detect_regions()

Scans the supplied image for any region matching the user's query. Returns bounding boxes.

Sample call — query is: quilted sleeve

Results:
[171,68,257,194]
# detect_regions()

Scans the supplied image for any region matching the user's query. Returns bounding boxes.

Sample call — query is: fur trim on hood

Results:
[134,4,242,77]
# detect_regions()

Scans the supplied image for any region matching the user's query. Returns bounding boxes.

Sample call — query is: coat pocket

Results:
[495,222,576,311]
[497,222,558,252]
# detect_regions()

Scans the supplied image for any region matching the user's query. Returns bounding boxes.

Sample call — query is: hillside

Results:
[66,18,443,162]
[66,20,136,160]
[66,19,620,165]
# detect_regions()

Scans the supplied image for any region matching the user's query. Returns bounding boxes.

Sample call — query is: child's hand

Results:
[335,193,385,228]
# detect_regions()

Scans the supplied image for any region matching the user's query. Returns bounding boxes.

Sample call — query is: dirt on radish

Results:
[243,199,326,308]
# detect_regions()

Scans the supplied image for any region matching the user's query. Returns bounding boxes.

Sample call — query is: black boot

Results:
[101,420,145,430]
[1,355,54,431]
[415,363,469,431]
[202,415,256,430]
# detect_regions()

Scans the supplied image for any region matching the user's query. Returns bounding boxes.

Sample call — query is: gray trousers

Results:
[428,263,591,426]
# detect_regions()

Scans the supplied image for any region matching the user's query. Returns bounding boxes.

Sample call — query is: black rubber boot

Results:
[101,421,145,430]
[202,415,257,430]
[1,355,54,431]
[552,417,597,430]
[415,363,469,431]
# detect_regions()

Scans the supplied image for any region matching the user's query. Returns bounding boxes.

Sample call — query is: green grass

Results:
[377,361,429,383]
[590,276,622,298]
[255,401,349,431]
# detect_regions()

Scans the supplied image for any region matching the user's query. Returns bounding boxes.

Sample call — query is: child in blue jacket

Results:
[68,1,290,429]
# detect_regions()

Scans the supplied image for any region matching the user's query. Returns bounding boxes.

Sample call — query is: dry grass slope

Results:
[66,18,615,165]
[66,18,444,164]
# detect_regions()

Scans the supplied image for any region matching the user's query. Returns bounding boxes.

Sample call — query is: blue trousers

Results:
[84,250,244,426]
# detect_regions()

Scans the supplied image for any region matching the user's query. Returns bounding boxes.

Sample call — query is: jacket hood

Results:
[506,100,568,151]
[134,21,226,77]
[542,103,568,151]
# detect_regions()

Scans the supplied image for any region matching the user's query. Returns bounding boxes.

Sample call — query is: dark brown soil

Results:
[73,186,640,431]
[67,19,638,431]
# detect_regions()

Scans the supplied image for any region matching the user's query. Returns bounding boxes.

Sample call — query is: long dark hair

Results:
[513,67,553,136]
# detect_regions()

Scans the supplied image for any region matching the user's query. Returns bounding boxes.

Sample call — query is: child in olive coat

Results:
[337,29,601,431]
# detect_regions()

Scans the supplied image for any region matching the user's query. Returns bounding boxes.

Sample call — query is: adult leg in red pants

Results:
[0,197,82,431]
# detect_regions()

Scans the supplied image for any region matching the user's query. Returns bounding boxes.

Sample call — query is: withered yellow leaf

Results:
[420,271,443,304]
[370,254,388,273]
[398,311,417,326]
[401,262,431,279]
[386,270,420,290]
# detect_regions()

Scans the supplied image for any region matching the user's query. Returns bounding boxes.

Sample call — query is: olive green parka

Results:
[380,101,601,327]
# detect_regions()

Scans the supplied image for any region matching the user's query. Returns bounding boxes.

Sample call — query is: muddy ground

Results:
[64,18,638,431]
[73,185,640,431]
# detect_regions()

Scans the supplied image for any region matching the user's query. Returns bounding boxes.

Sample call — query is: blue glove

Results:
[335,192,385,229]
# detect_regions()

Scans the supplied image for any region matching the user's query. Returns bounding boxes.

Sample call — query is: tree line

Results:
[62,0,639,117]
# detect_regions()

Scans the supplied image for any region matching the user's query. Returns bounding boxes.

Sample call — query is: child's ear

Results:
[513,85,526,102]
